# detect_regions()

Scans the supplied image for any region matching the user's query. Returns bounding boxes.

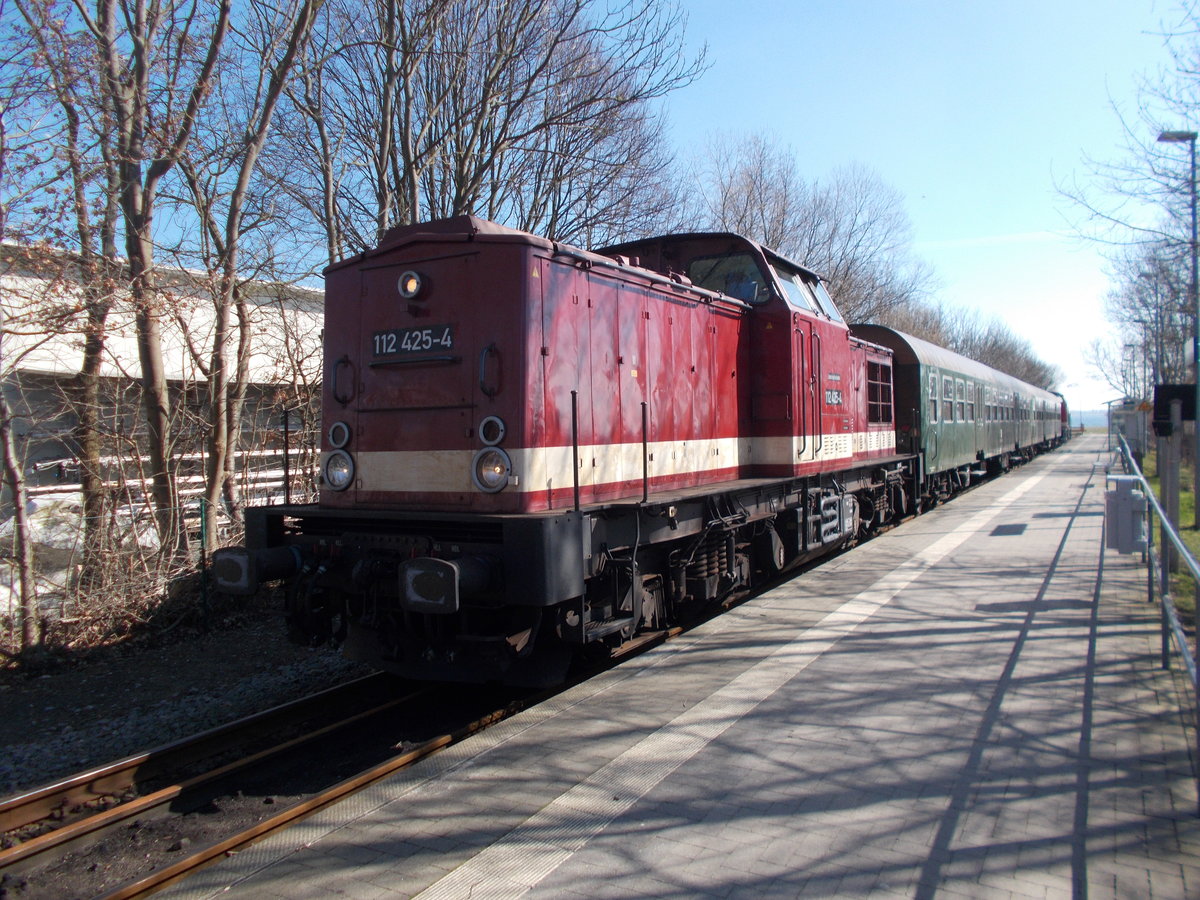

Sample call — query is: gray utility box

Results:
[1105,475,1147,555]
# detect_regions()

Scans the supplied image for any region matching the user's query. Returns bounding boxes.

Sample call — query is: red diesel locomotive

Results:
[213,216,1063,684]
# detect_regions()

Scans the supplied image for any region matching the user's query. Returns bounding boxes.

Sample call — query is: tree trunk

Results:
[202,267,231,554]
[0,390,37,651]
[127,226,185,562]
[74,318,108,584]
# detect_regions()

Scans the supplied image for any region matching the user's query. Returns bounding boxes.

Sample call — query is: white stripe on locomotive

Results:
[334,430,897,494]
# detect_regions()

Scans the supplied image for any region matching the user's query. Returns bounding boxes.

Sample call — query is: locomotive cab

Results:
[599,233,898,481]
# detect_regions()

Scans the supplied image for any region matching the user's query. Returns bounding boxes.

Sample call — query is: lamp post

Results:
[1158,129,1199,527]
[1160,133,1200,806]
[1138,269,1164,387]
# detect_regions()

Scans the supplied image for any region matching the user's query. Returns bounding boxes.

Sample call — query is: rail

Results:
[1114,434,1199,812]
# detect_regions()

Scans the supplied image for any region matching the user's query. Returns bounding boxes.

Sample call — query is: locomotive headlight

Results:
[328,420,351,449]
[397,270,423,300]
[471,447,511,493]
[479,415,506,446]
[324,450,355,491]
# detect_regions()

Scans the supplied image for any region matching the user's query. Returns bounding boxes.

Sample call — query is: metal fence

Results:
[1113,434,1199,811]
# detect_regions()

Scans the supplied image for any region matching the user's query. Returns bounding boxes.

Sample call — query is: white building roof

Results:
[0,244,323,385]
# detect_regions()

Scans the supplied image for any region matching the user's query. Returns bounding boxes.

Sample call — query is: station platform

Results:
[165,433,1200,899]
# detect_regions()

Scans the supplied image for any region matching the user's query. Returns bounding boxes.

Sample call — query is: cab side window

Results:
[867,362,893,424]
[686,253,769,304]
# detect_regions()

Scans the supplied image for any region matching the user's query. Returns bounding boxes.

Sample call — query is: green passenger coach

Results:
[851,325,1067,503]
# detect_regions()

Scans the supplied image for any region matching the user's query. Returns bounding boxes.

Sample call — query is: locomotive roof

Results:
[326,215,560,274]
[378,215,537,245]
[329,216,830,293]
[598,231,826,283]
[850,324,1060,402]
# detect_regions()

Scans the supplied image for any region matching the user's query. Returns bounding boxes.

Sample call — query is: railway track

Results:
[0,626,682,899]
[96,699,530,899]
[101,633,679,898]
[0,673,423,892]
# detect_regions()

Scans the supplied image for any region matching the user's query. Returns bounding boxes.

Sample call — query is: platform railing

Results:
[1114,435,1199,812]
[1115,435,1197,682]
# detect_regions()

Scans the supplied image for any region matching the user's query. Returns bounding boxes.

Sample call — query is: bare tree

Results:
[10,0,124,587]
[162,0,323,550]
[66,0,232,561]
[0,0,60,650]
[939,306,1062,389]
[1086,338,1148,399]
[875,300,1061,390]
[1085,243,1191,397]
[694,131,1058,385]
[0,390,36,652]
[696,133,934,321]
[1060,0,1200,251]
[483,65,688,246]
[1059,2,1200,401]
[0,253,87,653]
[271,0,702,262]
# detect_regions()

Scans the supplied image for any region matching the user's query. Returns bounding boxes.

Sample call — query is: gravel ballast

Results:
[0,607,369,797]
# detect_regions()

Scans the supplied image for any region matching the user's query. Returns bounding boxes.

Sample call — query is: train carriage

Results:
[851,325,1067,499]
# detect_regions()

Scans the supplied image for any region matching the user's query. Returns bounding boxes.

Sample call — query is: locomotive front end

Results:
[321,221,534,514]
[216,217,592,683]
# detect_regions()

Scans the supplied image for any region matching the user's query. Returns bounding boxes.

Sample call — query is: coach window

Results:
[928,372,938,423]
[967,383,976,422]
[942,376,955,422]
[955,379,966,421]
[867,362,893,424]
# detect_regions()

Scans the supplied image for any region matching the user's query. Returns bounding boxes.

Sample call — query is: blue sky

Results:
[662,0,1180,411]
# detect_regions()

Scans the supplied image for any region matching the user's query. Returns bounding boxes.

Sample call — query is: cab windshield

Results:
[811,280,844,322]
[686,252,769,304]
[769,259,843,322]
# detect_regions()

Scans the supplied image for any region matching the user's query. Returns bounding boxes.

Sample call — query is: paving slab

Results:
[160,433,1199,899]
